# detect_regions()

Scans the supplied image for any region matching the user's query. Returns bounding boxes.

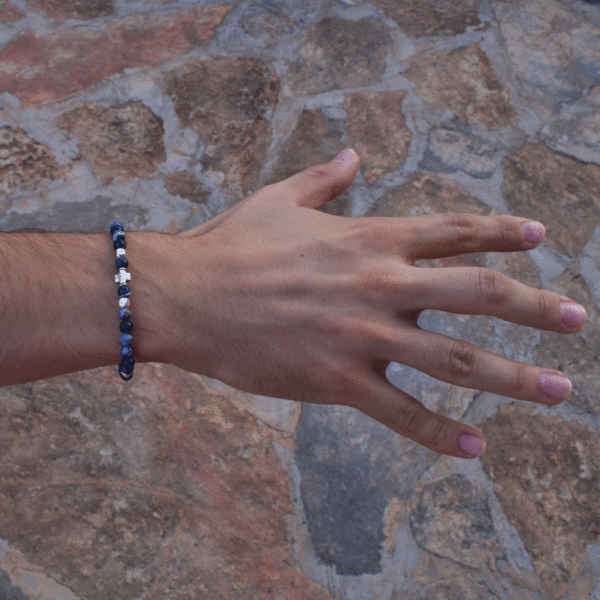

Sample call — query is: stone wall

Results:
[1,0,600,599]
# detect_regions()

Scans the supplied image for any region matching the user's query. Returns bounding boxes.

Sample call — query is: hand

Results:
[168,149,587,458]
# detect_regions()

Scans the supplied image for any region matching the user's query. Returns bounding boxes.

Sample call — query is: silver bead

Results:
[116,248,126,258]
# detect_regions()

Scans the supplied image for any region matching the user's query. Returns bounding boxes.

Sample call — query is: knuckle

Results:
[537,292,555,322]
[496,215,515,249]
[384,398,425,435]
[446,340,477,378]
[513,363,528,396]
[421,418,453,451]
[476,268,507,306]
[444,213,479,246]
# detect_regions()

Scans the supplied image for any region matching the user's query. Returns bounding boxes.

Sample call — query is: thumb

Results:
[276,148,361,210]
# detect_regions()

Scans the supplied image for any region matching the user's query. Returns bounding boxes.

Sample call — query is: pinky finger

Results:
[358,374,486,458]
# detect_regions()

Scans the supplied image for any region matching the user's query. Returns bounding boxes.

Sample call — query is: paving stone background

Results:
[0,0,599,599]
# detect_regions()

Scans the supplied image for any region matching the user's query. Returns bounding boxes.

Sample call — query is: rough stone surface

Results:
[344,91,412,183]
[409,474,502,569]
[404,43,519,131]
[1,1,600,598]
[492,0,600,111]
[26,0,113,21]
[0,366,332,600]
[0,126,69,194]
[0,6,229,108]
[480,405,600,600]
[56,102,166,185]
[163,57,279,195]
[287,16,392,95]
[503,142,600,257]
[371,0,484,38]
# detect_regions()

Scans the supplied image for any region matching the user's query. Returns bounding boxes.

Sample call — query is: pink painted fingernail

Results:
[521,221,545,243]
[541,373,572,404]
[458,435,486,457]
[332,148,355,163]
[560,302,587,328]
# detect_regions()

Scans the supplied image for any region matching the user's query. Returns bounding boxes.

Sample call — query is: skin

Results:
[0,149,586,459]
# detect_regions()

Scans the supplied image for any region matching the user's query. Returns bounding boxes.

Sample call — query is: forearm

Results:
[0,230,175,386]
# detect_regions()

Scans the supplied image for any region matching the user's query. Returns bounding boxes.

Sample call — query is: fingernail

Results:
[560,302,587,328]
[332,148,355,163]
[541,373,572,403]
[458,434,486,457]
[521,221,545,243]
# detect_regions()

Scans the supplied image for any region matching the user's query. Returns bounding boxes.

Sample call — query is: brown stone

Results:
[0,1,24,22]
[26,0,113,21]
[502,142,600,257]
[0,364,333,600]
[343,91,412,184]
[163,57,279,195]
[287,16,392,95]
[480,404,600,600]
[0,126,69,194]
[404,43,519,131]
[0,6,229,108]
[166,172,211,204]
[56,102,166,185]
[370,0,484,38]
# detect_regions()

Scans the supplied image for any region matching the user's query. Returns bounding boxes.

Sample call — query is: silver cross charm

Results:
[115,269,131,285]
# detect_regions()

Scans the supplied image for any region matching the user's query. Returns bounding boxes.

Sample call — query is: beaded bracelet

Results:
[110,221,135,381]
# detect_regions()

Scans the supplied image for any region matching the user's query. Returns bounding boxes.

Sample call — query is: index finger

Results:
[397,213,545,261]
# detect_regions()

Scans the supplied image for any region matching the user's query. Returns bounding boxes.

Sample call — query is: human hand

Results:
[168,149,587,458]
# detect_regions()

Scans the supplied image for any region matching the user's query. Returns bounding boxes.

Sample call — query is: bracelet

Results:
[110,221,135,381]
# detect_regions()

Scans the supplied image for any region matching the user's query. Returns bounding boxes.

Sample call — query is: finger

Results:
[271,148,361,210]
[358,374,486,458]
[388,327,573,407]
[399,213,545,261]
[406,266,588,333]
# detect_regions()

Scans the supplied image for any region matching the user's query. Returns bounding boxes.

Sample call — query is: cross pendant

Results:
[115,269,131,285]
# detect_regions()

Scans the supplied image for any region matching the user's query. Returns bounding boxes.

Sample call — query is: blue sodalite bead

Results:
[117,285,131,297]
[118,307,132,320]
[120,319,133,334]
[110,221,124,235]
[118,358,135,378]
[114,238,126,250]
[120,333,133,346]
[112,230,125,242]
[120,346,134,358]
[115,255,128,269]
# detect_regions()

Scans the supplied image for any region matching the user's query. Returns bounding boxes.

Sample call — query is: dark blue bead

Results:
[110,221,124,235]
[115,256,128,269]
[112,230,125,242]
[120,319,133,334]
[120,356,135,369]
[120,346,134,358]
[117,285,131,297]
[114,238,126,250]
[118,367,134,381]
[118,307,131,319]
[120,333,133,346]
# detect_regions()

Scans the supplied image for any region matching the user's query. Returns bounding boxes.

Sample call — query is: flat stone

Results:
[0,364,333,600]
[409,474,503,569]
[0,569,28,600]
[56,102,165,186]
[370,0,484,38]
[480,404,600,600]
[403,43,519,131]
[0,1,24,22]
[163,57,279,196]
[343,91,412,184]
[287,16,392,95]
[502,141,600,257]
[0,6,228,108]
[295,403,436,576]
[0,126,69,194]
[25,0,113,21]
[419,127,501,178]
[492,0,600,111]
[165,172,211,205]
[542,109,600,159]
